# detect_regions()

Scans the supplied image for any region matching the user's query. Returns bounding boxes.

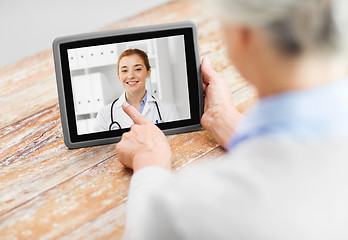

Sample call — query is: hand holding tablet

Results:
[53,21,203,148]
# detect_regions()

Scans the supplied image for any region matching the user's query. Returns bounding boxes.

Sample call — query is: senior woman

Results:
[116,0,348,239]
[94,48,179,131]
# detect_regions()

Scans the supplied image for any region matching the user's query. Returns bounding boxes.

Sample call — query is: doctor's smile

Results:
[126,81,139,86]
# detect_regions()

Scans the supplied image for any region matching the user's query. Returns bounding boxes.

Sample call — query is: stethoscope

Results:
[109,95,163,130]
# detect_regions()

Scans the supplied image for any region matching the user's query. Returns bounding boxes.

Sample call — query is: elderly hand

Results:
[115,103,172,172]
[201,57,243,149]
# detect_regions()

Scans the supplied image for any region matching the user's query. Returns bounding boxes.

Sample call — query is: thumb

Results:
[201,57,218,85]
[122,102,149,125]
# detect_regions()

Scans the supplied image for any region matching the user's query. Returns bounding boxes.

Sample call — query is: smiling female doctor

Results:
[94,48,179,132]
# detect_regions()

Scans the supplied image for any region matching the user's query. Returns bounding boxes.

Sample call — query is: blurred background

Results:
[69,36,190,134]
[0,0,171,68]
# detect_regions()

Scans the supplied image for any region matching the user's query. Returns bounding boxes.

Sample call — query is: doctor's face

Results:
[118,54,150,95]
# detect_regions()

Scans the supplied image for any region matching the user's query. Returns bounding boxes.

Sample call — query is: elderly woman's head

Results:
[210,0,348,95]
[214,0,347,55]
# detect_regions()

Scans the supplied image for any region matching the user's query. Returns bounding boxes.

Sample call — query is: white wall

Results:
[156,37,174,101]
[168,36,190,119]
[0,0,170,67]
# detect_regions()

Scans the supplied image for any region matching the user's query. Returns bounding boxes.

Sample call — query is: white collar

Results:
[114,91,156,109]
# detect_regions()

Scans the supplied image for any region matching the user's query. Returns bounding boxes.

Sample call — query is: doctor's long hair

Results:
[117,48,151,72]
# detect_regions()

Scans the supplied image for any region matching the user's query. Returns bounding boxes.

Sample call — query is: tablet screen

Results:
[67,35,190,135]
[54,22,202,148]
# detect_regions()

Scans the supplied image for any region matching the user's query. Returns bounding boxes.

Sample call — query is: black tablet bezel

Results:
[53,22,203,148]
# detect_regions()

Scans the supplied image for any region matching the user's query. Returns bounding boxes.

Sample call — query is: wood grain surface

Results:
[0,0,256,239]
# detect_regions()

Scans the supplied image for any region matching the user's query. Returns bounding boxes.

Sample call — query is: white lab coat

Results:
[124,136,348,240]
[94,91,180,131]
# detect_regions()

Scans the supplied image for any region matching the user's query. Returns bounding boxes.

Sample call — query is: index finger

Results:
[122,102,150,125]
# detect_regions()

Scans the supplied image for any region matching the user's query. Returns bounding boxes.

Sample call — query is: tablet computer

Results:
[53,21,203,149]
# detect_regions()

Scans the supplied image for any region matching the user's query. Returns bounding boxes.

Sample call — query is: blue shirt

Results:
[126,91,147,114]
[228,77,348,150]
[139,91,148,114]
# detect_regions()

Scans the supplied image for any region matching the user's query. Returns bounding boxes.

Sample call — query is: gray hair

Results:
[211,0,348,56]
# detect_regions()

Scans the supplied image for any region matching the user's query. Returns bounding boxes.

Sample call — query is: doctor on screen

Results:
[94,48,179,131]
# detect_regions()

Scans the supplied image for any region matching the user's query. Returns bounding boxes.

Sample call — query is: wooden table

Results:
[0,1,255,239]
